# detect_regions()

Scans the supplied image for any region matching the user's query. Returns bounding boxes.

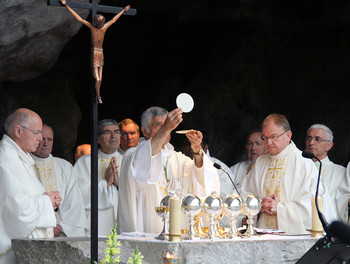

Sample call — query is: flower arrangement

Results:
[94,223,143,264]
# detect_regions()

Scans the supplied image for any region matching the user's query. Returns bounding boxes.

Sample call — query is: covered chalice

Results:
[241,194,261,237]
[182,193,202,240]
[203,192,223,239]
[223,194,242,238]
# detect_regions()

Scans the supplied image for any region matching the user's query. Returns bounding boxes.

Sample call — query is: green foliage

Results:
[102,223,121,264]
[93,223,143,264]
[128,246,144,264]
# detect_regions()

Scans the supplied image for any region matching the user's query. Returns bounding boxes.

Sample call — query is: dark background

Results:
[1,0,350,167]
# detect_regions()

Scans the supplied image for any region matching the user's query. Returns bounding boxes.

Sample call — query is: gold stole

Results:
[263,158,287,229]
[34,159,57,192]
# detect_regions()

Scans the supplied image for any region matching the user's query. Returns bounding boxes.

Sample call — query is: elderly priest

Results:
[118,107,220,234]
[0,108,61,263]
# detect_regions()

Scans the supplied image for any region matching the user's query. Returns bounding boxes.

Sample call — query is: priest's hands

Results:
[54,224,63,237]
[261,194,279,216]
[186,130,203,154]
[45,191,62,210]
[106,157,119,187]
[163,108,183,132]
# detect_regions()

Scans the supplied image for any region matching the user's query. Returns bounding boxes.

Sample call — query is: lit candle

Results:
[311,195,323,234]
[169,196,182,241]
[163,252,180,264]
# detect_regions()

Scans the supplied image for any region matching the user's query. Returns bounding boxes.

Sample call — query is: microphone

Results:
[213,162,242,197]
[301,150,315,159]
[329,221,350,244]
[301,150,330,235]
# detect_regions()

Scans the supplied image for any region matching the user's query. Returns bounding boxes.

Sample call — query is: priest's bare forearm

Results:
[150,108,183,155]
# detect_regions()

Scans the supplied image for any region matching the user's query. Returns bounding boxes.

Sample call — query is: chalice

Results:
[241,194,261,237]
[155,195,171,240]
[182,194,202,240]
[223,194,242,238]
[203,192,223,239]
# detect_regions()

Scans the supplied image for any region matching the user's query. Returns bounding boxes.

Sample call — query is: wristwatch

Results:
[193,148,204,156]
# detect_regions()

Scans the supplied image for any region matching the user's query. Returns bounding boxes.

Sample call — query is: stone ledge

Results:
[12,236,319,264]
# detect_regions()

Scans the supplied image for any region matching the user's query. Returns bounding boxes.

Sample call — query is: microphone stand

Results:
[297,151,350,264]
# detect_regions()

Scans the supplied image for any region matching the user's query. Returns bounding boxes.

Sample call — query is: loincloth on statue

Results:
[91,48,104,68]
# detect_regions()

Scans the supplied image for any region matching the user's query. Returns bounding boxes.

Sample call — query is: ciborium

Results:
[224,194,242,238]
[155,195,171,240]
[182,194,202,240]
[203,192,223,239]
[241,194,261,237]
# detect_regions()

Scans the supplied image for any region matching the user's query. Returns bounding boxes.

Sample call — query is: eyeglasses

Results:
[20,126,43,136]
[100,129,121,136]
[261,131,287,142]
[305,136,329,144]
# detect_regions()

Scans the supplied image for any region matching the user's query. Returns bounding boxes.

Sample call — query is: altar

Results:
[12,233,318,263]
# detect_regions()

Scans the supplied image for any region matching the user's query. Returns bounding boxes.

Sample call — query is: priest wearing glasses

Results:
[241,113,336,234]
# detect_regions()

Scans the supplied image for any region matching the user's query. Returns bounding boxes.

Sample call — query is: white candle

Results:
[311,196,323,232]
[169,197,182,238]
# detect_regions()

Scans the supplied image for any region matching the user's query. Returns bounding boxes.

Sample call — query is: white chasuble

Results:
[31,154,87,237]
[0,135,56,263]
[117,139,220,234]
[73,149,122,236]
[316,157,348,223]
[230,160,252,193]
[241,141,318,234]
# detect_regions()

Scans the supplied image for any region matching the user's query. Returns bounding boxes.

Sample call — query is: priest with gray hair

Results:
[117,106,220,234]
[305,123,349,223]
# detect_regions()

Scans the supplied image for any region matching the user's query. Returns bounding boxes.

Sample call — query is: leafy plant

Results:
[93,223,143,264]
[128,246,144,264]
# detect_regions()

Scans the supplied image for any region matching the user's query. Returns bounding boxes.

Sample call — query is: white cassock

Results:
[117,139,220,234]
[230,160,251,192]
[241,141,322,234]
[206,151,235,198]
[323,158,350,223]
[31,154,87,237]
[0,135,56,264]
[73,149,122,236]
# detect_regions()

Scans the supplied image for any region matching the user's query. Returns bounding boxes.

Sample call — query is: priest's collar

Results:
[269,141,296,160]
[98,148,120,158]
[2,134,35,166]
[30,153,53,163]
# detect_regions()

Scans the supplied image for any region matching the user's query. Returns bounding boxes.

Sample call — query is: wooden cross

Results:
[47,0,136,17]
[47,1,136,263]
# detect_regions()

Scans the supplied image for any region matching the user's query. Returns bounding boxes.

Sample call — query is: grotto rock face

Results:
[0,0,88,82]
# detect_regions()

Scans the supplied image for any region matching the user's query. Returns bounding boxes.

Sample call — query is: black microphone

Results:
[301,150,330,235]
[329,221,350,244]
[213,162,242,197]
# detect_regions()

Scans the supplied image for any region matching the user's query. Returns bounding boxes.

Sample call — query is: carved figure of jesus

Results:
[61,0,130,103]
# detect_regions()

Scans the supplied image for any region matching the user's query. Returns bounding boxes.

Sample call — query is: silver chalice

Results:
[223,194,242,238]
[241,194,261,237]
[155,195,171,240]
[203,192,223,239]
[182,194,202,240]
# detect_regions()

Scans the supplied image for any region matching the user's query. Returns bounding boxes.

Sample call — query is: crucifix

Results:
[47,0,136,262]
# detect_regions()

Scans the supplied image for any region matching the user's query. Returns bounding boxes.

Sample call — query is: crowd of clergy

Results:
[1,107,350,263]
